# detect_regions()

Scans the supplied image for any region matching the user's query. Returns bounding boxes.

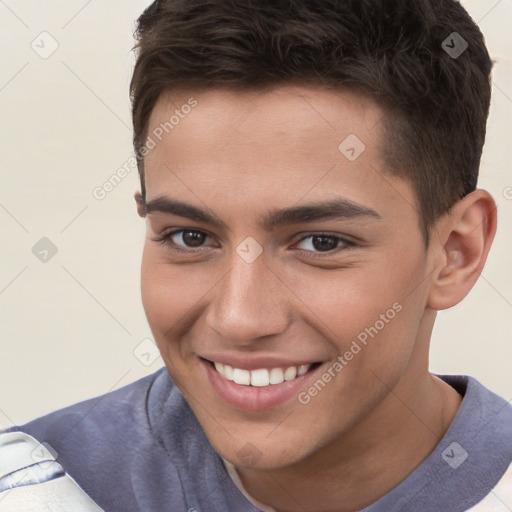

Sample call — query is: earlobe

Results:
[427,189,497,310]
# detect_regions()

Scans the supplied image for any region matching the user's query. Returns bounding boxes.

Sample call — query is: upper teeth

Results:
[213,362,311,387]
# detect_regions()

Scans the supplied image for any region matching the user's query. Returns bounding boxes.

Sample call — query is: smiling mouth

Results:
[205,360,322,387]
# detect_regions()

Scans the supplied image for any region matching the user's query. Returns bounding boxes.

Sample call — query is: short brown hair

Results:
[130,0,493,243]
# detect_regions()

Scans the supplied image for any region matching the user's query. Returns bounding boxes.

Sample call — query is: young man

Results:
[1,0,511,511]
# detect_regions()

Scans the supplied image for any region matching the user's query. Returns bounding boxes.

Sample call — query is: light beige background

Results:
[0,0,511,427]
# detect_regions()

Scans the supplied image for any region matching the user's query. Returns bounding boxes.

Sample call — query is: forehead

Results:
[147,85,381,154]
[143,85,418,230]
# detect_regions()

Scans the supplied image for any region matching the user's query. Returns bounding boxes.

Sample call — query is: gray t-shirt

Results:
[2,368,511,511]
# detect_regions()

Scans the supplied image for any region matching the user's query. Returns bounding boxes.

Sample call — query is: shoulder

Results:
[441,374,512,437]
[0,367,186,510]
[369,375,512,512]
[467,461,512,511]
[1,367,252,511]
[434,375,512,509]
[3,367,171,446]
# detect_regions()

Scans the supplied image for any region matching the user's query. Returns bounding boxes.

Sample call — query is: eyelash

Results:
[151,229,355,257]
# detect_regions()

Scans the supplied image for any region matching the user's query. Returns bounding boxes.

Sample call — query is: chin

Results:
[224,444,305,471]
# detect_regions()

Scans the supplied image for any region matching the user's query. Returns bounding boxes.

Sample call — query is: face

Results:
[139,85,436,470]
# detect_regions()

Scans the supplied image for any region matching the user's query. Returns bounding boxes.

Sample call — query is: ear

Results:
[427,189,497,310]
[135,191,146,218]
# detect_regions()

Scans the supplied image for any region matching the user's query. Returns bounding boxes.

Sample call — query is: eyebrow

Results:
[143,196,382,229]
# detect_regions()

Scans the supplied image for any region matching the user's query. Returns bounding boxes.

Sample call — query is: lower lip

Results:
[201,359,320,412]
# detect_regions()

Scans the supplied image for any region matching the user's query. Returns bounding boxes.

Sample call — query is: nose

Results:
[205,251,291,345]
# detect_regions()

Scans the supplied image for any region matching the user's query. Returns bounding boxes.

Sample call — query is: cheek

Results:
[140,245,218,344]
[334,261,429,378]
[281,265,403,334]
[140,247,189,341]
[285,254,427,365]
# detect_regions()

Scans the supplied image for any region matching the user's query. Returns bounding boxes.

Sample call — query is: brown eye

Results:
[295,233,354,256]
[174,230,207,247]
[152,229,214,253]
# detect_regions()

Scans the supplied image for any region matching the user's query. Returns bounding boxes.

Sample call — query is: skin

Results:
[136,85,497,512]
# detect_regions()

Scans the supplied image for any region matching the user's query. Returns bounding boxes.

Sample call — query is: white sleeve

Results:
[0,431,104,512]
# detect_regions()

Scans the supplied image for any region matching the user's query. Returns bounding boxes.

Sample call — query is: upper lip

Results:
[200,354,322,371]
